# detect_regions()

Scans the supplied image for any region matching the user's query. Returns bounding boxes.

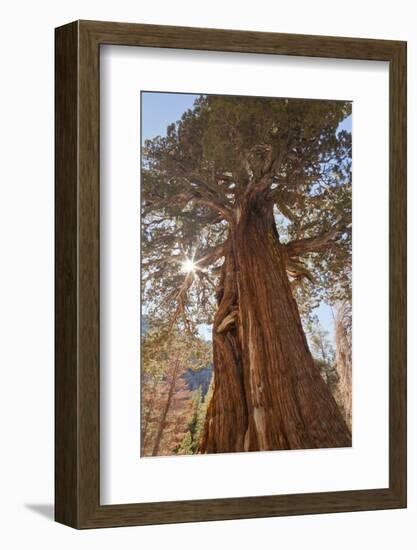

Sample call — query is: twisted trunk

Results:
[200,194,351,453]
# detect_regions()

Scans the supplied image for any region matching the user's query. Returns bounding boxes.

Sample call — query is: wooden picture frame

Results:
[55,20,407,528]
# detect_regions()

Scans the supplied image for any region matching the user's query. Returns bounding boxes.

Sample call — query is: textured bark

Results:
[335,301,352,431]
[199,241,248,452]
[200,194,351,453]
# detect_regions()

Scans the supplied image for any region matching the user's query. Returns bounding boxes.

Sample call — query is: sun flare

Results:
[181,258,196,274]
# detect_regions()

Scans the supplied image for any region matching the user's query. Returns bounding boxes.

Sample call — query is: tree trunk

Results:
[141,378,158,455]
[152,358,180,456]
[200,194,351,453]
[335,301,352,431]
[199,243,248,452]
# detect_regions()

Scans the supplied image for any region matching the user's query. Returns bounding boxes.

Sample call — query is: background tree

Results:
[334,300,353,430]
[304,313,342,409]
[305,314,336,366]
[177,386,206,455]
[142,94,352,453]
[141,323,211,456]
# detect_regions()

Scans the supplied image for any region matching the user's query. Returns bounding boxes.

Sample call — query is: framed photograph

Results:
[55,20,406,528]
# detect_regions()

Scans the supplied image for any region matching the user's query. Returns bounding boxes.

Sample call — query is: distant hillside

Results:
[142,315,213,398]
[141,315,149,334]
[182,365,213,398]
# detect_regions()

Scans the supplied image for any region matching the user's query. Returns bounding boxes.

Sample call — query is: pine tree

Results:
[177,431,194,455]
[141,323,211,456]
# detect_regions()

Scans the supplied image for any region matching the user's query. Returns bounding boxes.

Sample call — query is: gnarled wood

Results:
[201,195,351,453]
[200,242,247,452]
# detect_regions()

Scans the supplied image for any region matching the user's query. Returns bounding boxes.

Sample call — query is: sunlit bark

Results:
[201,194,351,452]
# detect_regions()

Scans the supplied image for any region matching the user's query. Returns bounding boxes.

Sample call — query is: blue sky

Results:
[141,92,199,144]
[141,91,352,143]
[141,91,352,346]
[338,114,352,134]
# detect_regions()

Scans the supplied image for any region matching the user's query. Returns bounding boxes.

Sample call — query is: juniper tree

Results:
[142,94,352,452]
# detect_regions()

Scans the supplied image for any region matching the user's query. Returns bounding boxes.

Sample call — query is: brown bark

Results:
[200,193,351,453]
[199,243,248,452]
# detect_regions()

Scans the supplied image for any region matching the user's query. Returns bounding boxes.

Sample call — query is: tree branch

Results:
[191,197,233,222]
[194,243,226,268]
[168,272,195,332]
[144,189,233,223]
[151,242,226,333]
[285,225,340,258]
[244,145,287,199]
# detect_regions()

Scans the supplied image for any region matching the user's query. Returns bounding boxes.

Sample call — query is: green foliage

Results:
[142,93,351,329]
[176,377,215,455]
[142,321,212,377]
[141,319,212,456]
[177,431,193,455]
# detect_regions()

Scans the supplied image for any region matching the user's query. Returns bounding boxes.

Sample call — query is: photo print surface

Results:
[140,92,352,457]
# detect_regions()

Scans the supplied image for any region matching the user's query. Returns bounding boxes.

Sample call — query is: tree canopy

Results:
[141,94,352,330]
